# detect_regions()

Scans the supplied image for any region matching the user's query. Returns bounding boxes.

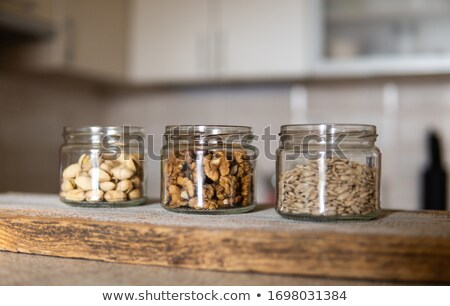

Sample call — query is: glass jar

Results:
[59,126,146,207]
[276,124,381,221]
[161,125,257,214]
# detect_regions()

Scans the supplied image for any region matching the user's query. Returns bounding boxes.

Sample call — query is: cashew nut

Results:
[62,152,144,204]
[129,188,143,200]
[74,176,93,191]
[111,166,135,180]
[116,180,133,194]
[88,168,111,182]
[61,180,75,192]
[99,181,116,192]
[62,163,81,179]
[65,189,85,201]
[86,190,104,202]
[104,190,127,202]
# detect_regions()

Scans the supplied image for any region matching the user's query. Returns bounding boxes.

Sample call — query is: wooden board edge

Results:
[0,213,449,283]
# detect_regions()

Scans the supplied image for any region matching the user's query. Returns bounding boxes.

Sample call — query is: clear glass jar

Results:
[161,125,257,214]
[276,124,381,221]
[59,126,147,207]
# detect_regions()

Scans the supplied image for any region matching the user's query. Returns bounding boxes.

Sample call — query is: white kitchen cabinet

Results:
[48,0,211,83]
[218,0,315,79]
[128,0,315,82]
[64,0,127,80]
[2,0,65,69]
[65,0,211,83]
[128,0,210,83]
[317,0,450,78]
[12,0,316,83]
[127,0,315,82]
[0,0,54,41]
[7,0,129,80]
[0,0,53,20]
[12,0,450,82]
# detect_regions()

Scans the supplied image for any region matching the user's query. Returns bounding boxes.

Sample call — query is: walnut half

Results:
[203,154,219,181]
[164,148,254,210]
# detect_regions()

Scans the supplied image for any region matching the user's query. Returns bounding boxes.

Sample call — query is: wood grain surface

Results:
[0,251,394,285]
[0,193,449,283]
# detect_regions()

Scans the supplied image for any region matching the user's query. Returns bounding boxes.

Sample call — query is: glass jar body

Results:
[161,125,256,214]
[276,125,381,221]
[59,127,146,207]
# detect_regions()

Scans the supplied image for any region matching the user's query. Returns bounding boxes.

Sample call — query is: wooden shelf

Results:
[0,193,449,283]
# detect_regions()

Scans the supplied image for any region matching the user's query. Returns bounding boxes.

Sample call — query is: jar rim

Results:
[164,125,253,136]
[280,124,377,137]
[63,126,144,136]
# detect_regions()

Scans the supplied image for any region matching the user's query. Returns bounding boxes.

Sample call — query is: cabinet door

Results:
[0,0,52,20]
[218,0,314,78]
[65,0,127,80]
[128,0,210,83]
[3,0,67,70]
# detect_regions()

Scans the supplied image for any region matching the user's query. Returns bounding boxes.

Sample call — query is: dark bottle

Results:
[422,131,447,210]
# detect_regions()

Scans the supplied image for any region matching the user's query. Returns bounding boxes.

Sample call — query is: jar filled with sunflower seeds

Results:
[59,126,146,207]
[276,124,381,221]
[161,125,257,214]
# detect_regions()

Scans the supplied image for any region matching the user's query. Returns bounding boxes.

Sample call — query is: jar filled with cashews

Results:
[276,124,381,221]
[161,125,257,214]
[59,126,146,207]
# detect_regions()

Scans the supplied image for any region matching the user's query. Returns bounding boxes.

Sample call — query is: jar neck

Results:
[165,134,256,146]
[63,126,144,145]
[164,125,255,147]
[279,124,377,150]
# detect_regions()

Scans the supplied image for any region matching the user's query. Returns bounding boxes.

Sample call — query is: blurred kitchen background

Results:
[1,0,450,210]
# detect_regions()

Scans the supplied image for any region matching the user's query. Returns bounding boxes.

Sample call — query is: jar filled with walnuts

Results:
[161,125,257,214]
[59,126,146,207]
[276,124,381,221]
